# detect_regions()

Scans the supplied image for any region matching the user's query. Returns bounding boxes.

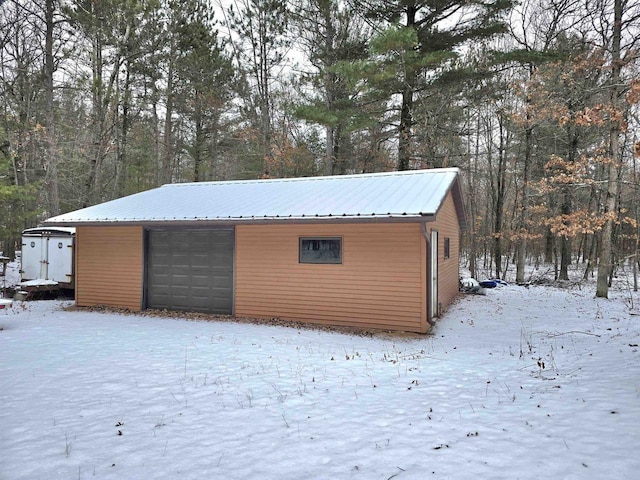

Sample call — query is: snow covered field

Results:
[1,279,639,479]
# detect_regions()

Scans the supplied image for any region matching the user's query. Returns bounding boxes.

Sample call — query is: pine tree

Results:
[291,0,371,175]
[170,0,234,182]
[0,126,37,258]
[355,0,513,170]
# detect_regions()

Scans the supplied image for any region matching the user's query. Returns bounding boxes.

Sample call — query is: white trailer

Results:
[20,227,75,289]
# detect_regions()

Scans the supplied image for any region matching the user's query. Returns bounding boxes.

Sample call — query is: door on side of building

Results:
[429,229,439,319]
[146,228,234,314]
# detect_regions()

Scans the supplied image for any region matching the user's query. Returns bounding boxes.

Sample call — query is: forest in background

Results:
[1,0,639,297]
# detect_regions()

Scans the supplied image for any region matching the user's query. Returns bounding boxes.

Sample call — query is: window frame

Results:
[298,236,343,264]
[444,237,451,259]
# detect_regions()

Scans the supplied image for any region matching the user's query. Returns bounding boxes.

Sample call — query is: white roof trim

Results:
[22,227,76,236]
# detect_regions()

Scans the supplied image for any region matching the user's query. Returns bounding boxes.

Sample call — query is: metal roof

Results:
[44,168,465,227]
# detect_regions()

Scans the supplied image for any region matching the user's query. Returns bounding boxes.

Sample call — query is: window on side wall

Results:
[444,237,451,259]
[299,237,342,264]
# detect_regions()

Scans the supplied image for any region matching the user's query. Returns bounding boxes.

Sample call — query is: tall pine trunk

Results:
[115,62,132,197]
[398,5,416,171]
[162,54,174,185]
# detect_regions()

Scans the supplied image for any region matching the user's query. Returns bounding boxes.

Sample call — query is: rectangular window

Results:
[444,237,451,259]
[299,237,342,264]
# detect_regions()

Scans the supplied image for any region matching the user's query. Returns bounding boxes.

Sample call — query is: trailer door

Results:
[21,235,47,280]
[47,235,74,284]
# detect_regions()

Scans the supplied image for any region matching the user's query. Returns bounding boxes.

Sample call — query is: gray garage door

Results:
[146,228,234,314]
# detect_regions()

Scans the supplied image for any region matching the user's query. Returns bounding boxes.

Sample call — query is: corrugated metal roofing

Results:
[44,168,464,225]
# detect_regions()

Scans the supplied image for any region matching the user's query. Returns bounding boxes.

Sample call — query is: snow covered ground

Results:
[1,276,639,479]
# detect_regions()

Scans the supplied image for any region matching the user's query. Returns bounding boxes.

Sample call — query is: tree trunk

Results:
[258,10,273,175]
[115,62,132,197]
[43,0,60,216]
[398,5,417,171]
[323,1,336,176]
[634,252,638,292]
[85,34,104,207]
[516,89,533,284]
[398,83,414,171]
[634,153,639,292]
[151,96,161,186]
[559,122,578,280]
[559,186,572,280]
[334,125,344,174]
[325,125,335,175]
[193,94,205,182]
[162,55,174,185]
[492,112,508,280]
[596,0,622,298]
[467,110,480,280]
[544,225,554,264]
[583,234,596,280]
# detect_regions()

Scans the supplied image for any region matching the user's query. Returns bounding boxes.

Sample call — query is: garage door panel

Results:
[211,268,233,276]
[191,286,211,295]
[149,284,171,295]
[146,228,234,314]
[191,276,211,287]
[212,276,232,288]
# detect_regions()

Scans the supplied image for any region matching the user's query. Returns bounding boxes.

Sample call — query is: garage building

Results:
[44,168,466,333]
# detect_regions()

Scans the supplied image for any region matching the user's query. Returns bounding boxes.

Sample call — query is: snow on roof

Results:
[44,168,465,226]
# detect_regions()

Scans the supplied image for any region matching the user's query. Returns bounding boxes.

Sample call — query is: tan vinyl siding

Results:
[75,226,143,310]
[235,223,427,332]
[431,191,461,313]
